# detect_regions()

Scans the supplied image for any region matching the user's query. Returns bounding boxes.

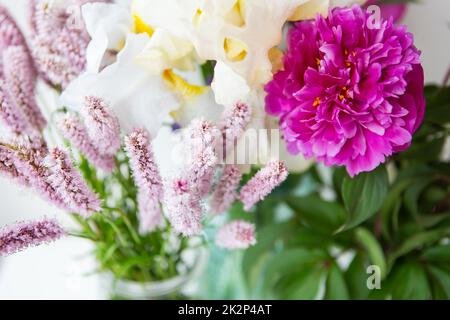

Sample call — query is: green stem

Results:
[103,216,130,248]
[71,214,98,240]
[105,206,141,245]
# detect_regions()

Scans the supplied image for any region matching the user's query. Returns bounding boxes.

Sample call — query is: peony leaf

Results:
[423,85,450,125]
[428,266,450,299]
[262,248,327,299]
[286,195,346,233]
[422,244,450,263]
[387,262,431,300]
[344,253,370,300]
[325,262,350,300]
[242,222,295,290]
[277,267,325,300]
[354,228,387,279]
[388,227,450,269]
[341,166,389,231]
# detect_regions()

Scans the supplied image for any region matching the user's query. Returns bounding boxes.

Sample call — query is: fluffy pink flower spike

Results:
[0,6,45,135]
[82,96,121,156]
[0,6,27,52]
[240,161,288,211]
[30,0,108,88]
[125,128,163,234]
[215,220,256,250]
[12,143,68,210]
[0,143,27,185]
[210,165,242,215]
[164,178,203,237]
[2,45,46,132]
[219,102,252,158]
[184,118,220,197]
[0,218,65,256]
[46,148,101,217]
[59,113,114,172]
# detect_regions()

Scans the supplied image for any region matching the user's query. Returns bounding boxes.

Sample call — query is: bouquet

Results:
[0,0,449,300]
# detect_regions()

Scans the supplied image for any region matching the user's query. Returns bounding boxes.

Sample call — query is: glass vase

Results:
[99,249,206,300]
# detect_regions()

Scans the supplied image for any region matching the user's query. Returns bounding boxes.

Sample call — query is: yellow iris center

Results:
[163,70,207,100]
[133,15,154,37]
[224,38,248,62]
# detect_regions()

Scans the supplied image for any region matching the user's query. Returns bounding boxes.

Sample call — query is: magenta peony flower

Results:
[265,5,425,176]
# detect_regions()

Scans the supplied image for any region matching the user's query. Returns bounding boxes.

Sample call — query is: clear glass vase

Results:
[100,249,206,300]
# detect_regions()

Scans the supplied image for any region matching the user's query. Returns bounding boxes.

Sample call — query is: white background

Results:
[0,0,449,299]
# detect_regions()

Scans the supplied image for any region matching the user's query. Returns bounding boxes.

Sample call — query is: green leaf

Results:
[380,165,434,238]
[285,195,346,233]
[427,266,450,299]
[341,166,389,230]
[100,243,119,264]
[403,177,435,219]
[422,244,450,263]
[423,85,450,125]
[325,262,350,300]
[228,201,254,222]
[400,137,446,163]
[428,270,449,300]
[418,212,450,229]
[242,223,295,289]
[262,248,327,298]
[388,227,450,268]
[344,253,370,299]
[389,262,431,300]
[289,226,333,249]
[332,167,347,202]
[277,266,325,300]
[354,228,387,279]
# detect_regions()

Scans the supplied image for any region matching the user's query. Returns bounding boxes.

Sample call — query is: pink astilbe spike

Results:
[185,119,219,196]
[2,45,46,132]
[215,220,256,249]
[0,6,27,54]
[0,80,30,134]
[30,0,90,88]
[164,178,203,237]
[219,102,252,157]
[22,133,48,154]
[210,165,242,215]
[0,143,28,185]
[0,218,65,256]
[58,113,114,172]
[239,161,288,211]
[12,144,68,210]
[125,128,163,234]
[46,148,101,217]
[0,6,44,136]
[82,96,120,156]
